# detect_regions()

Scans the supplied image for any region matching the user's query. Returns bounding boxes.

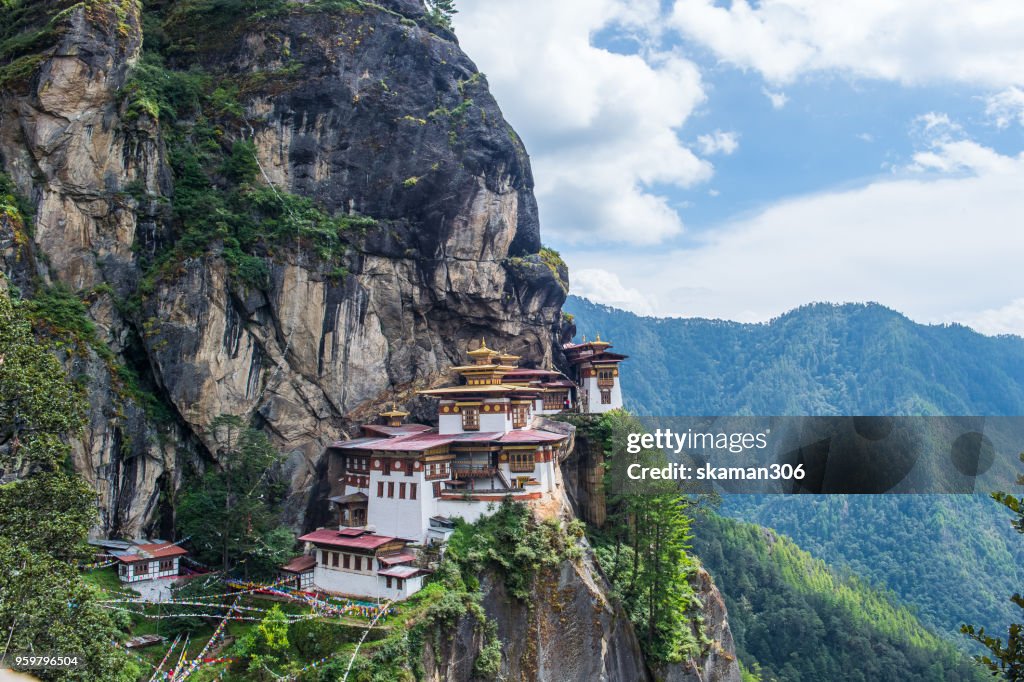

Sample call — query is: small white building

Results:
[110,541,188,595]
[563,336,628,413]
[297,528,427,601]
[279,554,316,591]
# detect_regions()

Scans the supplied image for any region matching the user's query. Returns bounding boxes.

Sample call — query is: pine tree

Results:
[962,452,1024,680]
[177,414,293,577]
[425,0,457,29]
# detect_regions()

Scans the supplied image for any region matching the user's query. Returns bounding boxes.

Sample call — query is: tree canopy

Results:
[0,282,140,681]
[177,414,293,577]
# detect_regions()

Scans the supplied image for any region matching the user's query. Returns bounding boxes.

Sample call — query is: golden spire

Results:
[379,402,409,425]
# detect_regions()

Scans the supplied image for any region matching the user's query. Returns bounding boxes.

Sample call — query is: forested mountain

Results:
[563,295,1024,417]
[720,495,1024,643]
[692,514,987,682]
[565,294,1024,648]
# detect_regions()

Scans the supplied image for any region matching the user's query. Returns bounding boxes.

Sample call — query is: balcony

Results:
[452,464,498,478]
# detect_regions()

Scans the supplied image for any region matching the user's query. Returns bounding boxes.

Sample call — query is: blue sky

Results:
[454,1,1024,335]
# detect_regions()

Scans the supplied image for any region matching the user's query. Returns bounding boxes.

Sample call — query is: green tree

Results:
[0,283,140,681]
[0,282,84,472]
[962,452,1024,680]
[424,0,457,29]
[177,414,293,576]
[586,410,699,664]
[238,604,290,679]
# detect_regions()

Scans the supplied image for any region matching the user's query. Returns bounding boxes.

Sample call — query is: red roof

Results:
[299,528,410,551]
[503,369,561,378]
[113,542,188,564]
[364,430,502,452]
[378,552,416,566]
[498,429,568,444]
[362,424,432,437]
[333,425,567,452]
[280,555,316,573]
[378,565,423,579]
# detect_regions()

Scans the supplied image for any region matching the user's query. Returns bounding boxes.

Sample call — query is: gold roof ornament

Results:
[591,332,611,348]
[467,338,495,357]
[497,348,521,365]
[379,403,410,424]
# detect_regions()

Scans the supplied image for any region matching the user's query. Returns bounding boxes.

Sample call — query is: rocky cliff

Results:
[0,0,566,536]
[0,2,740,679]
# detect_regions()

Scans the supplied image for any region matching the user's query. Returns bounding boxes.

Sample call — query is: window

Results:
[433,482,441,497]
[543,392,565,410]
[387,481,395,498]
[509,451,535,473]
[159,558,174,572]
[462,407,479,431]
[386,576,392,588]
[135,562,149,576]
[410,483,417,500]
[354,556,362,571]
[399,482,406,499]
[600,388,612,404]
[512,404,528,428]
[396,578,404,589]
[377,481,384,497]
[332,552,339,568]
[405,460,414,476]
[383,460,391,475]
[343,554,350,569]
[321,550,328,564]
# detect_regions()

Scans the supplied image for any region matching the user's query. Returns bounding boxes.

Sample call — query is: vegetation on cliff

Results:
[564,410,708,665]
[0,283,140,681]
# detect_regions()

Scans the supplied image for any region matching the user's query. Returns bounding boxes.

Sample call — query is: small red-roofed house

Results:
[297,527,428,599]
[278,554,316,590]
[111,540,188,584]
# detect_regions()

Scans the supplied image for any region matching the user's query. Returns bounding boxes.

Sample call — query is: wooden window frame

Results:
[509,451,536,473]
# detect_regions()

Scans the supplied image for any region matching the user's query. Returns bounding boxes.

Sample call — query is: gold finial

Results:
[596,332,601,342]
[582,334,587,342]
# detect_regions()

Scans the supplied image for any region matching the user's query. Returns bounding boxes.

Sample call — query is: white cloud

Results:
[571,268,655,315]
[570,140,1024,335]
[956,299,1024,337]
[669,0,1024,87]
[985,87,1024,128]
[914,112,962,136]
[762,87,789,109]
[908,112,1021,175]
[455,0,711,245]
[696,130,740,155]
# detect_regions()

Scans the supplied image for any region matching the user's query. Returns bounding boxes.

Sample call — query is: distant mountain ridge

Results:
[563,296,1024,417]
[564,294,1024,648]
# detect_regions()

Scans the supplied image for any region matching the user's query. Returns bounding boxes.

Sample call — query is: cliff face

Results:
[0,0,566,535]
[0,3,741,679]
